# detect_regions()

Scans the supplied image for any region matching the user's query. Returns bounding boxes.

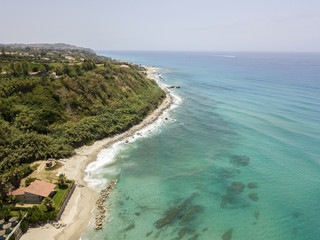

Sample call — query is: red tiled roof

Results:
[11,187,26,196]
[26,180,56,197]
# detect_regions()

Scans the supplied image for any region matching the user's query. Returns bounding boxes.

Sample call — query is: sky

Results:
[1,0,320,52]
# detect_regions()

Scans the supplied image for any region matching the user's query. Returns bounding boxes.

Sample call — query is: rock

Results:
[222,228,233,240]
[155,193,198,228]
[293,212,304,218]
[218,168,240,179]
[178,227,189,238]
[230,155,250,167]
[228,182,245,194]
[124,223,135,231]
[248,193,259,202]
[247,182,258,189]
[146,231,153,237]
[94,179,118,230]
[189,234,199,240]
[254,211,260,220]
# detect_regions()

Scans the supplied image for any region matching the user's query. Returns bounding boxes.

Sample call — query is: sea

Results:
[80,52,320,240]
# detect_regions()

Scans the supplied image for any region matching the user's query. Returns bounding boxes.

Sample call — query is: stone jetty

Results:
[94,179,118,230]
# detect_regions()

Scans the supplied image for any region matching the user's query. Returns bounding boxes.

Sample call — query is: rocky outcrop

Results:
[94,180,118,230]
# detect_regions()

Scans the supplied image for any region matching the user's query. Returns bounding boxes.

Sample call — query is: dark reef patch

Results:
[248,193,259,202]
[218,168,241,179]
[247,182,258,189]
[230,155,250,167]
[155,193,198,229]
[222,228,233,240]
[227,182,245,194]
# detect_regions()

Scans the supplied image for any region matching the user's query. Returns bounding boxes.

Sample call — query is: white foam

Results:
[84,67,182,190]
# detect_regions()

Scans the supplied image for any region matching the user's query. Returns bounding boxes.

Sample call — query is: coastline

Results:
[21,67,174,240]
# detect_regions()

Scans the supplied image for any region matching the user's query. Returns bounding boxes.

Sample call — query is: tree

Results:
[62,64,70,75]
[0,202,11,221]
[39,64,47,74]
[28,206,41,223]
[22,61,29,77]
[58,173,66,187]
[42,197,54,212]
[6,194,16,204]
[0,182,12,201]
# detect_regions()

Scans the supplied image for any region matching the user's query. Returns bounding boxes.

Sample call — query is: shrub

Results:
[25,177,37,187]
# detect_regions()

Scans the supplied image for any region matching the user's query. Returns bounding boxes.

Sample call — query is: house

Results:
[11,180,56,204]
[0,219,4,229]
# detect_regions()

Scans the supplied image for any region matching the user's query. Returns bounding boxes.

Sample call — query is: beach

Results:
[21,68,173,240]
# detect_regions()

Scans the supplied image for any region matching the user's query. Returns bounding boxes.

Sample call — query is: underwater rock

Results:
[178,227,189,239]
[228,182,245,194]
[247,182,258,189]
[189,234,199,240]
[254,210,260,220]
[146,231,153,237]
[293,212,304,218]
[230,155,250,167]
[248,193,259,202]
[222,228,233,240]
[218,168,241,179]
[202,228,208,232]
[155,193,198,228]
[124,223,135,231]
[220,194,237,208]
[135,212,141,216]
[180,205,204,223]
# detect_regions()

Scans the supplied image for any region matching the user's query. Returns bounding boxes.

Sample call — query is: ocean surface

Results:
[81,52,320,240]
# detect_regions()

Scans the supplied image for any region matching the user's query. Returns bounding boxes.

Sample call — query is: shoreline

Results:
[21,67,174,240]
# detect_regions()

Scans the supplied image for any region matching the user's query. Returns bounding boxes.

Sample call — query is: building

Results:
[11,180,56,204]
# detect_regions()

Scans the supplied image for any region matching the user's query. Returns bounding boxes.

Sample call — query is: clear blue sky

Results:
[1,0,320,52]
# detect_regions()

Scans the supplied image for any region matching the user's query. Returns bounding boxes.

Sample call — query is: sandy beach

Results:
[21,68,173,240]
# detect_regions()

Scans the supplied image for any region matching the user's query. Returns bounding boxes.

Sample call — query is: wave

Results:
[83,68,182,190]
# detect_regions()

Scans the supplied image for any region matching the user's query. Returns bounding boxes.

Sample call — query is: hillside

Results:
[0,44,165,181]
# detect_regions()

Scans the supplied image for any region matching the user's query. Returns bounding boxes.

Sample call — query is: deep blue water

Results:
[81,52,320,240]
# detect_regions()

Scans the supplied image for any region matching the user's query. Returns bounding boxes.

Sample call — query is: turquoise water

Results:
[81,52,320,240]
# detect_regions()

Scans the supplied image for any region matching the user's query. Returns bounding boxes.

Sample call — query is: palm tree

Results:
[58,173,66,188]
[42,197,54,212]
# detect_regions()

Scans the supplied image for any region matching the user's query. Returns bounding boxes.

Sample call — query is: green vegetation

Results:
[0,179,74,232]
[0,44,165,206]
[52,182,73,210]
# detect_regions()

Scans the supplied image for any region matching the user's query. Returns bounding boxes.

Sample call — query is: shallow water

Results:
[81,52,320,240]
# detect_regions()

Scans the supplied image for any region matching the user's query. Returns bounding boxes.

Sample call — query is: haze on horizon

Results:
[1,0,320,52]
